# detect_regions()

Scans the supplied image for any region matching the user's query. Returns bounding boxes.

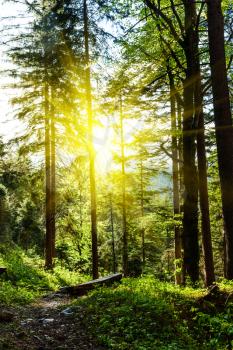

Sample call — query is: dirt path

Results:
[0,294,105,350]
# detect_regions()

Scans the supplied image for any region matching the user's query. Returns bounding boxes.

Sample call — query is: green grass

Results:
[75,277,233,350]
[0,244,89,304]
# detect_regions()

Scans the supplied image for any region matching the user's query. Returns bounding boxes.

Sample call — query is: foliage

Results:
[0,244,89,305]
[76,277,233,350]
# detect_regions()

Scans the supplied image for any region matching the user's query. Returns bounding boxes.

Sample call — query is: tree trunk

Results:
[43,0,53,270]
[50,88,56,262]
[196,103,215,286]
[140,158,145,266]
[193,50,215,286]
[44,82,52,269]
[60,273,122,296]
[84,0,99,279]
[176,99,185,285]
[167,66,182,285]
[110,194,117,274]
[206,0,233,279]
[182,0,199,283]
[120,96,128,276]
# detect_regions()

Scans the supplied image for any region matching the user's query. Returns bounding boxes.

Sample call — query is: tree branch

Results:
[170,0,184,35]
[195,1,205,33]
[144,0,184,48]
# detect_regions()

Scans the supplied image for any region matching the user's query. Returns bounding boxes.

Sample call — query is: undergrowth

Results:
[2,244,233,349]
[76,277,233,350]
[0,244,88,304]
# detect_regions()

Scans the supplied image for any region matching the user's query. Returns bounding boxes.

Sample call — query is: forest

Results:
[0,0,233,349]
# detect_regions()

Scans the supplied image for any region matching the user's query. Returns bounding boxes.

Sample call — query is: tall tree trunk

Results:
[44,82,52,269]
[196,99,215,286]
[43,0,53,270]
[110,194,117,274]
[206,0,233,279]
[176,99,186,285]
[120,96,128,276]
[140,158,145,267]
[193,48,215,286]
[84,0,99,279]
[167,66,182,285]
[50,88,56,262]
[182,0,199,283]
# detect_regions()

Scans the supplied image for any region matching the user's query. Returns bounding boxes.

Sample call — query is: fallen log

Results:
[59,273,122,296]
[0,267,7,275]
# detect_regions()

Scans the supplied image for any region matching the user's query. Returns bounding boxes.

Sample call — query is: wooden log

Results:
[60,273,122,296]
[0,267,7,275]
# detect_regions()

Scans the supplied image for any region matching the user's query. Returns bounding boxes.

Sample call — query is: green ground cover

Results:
[76,277,233,350]
[1,245,233,349]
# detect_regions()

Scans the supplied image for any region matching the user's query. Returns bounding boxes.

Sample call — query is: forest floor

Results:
[0,293,105,350]
[1,247,233,349]
[1,277,233,350]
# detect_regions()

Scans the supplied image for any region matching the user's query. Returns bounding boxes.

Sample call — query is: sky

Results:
[0,0,28,141]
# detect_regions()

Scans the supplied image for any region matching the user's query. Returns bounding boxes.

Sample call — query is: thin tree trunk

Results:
[176,99,185,285]
[84,0,98,279]
[193,51,215,286]
[206,0,233,279]
[50,88,56,262]
[120,96,128,276]
[43,0,53,270]
[79,187,83,228]
[167,66,182,285]
[44,82,52,269]
[140,158,145,266]
[110,194,117,274]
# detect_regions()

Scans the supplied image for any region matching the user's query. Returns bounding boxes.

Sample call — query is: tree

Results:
[167,63,182,285]
[206,0,233,280]
[84,0,99,279]
[8,0,84,268]
[119,95,128,276]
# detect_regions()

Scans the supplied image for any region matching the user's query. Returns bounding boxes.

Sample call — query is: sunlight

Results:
[93,117,140,173]
[93,124,113,174]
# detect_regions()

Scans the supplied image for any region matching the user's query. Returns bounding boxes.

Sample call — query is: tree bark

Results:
[42,0,53,270]
[44,82,52,269]
[206,0,233,280]
[84,0,99,279]
[193,50,215,286]
[196,102,215,286]
[60,273,122,296]
[120,96,128,276]
[110,194,117,274]
[176,99,186,285]
[50,88,56,262]
[140,157,145,266]
[167,66,182,285]
[182,0,199,283]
